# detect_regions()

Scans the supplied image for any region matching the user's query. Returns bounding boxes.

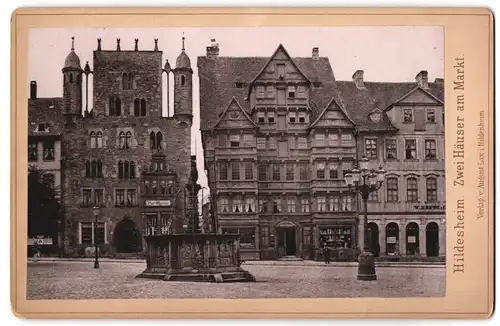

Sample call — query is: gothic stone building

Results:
[28,37,195,257]
[199,42,445,261]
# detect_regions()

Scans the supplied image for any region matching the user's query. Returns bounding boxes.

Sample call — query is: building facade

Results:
[199,42,445,261]
[28,88,64,252]
[28,37,195,257]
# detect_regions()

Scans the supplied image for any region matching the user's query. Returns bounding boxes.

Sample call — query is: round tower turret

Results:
[62,37,83,116]
[173,36,193,124]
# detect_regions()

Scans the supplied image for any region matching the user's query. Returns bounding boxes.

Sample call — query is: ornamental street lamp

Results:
[92,206,100,269]
[344,156,386,281]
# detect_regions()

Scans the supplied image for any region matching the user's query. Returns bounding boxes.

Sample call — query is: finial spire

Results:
[154,38,158,51]
[182,33,185,51]
[134,38,139,51]
[116,38,121,51]
[71,37,75,51]
[97,38,101,51]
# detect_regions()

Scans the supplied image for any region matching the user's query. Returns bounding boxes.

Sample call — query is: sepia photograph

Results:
[25,26,447,300]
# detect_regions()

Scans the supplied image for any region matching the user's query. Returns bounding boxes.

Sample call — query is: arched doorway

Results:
[367,222,380,257]
[385,222,399,255]
[114,218,141,253]
[426,222,439,257]
[405,222,420,256]
[275,220,297,257]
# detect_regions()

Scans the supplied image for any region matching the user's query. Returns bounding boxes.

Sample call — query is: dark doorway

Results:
[367,222,380,257]
[405,222,420,256]
[426,222,439,257]
[114,219,141,253]
[277,228,296,256]
[385,222,399,255]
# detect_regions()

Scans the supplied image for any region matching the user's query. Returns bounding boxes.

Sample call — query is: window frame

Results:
[426,177,438,202]
[425,139,437,160]
[405,139,418,160]
[364,138,378,159]
[244,162,253,180]
[231,162,240,180]
[406,177,419,202]
[385,138,398,160]
[386,177,399,202]
[403,108,414,123]
[42,141,55,161]
[426,108,436,123]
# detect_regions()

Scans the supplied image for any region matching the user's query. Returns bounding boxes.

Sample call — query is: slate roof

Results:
[197,55,338,131]
[197,51,444,133]
[335,81,444,131]
[28,97,65,136]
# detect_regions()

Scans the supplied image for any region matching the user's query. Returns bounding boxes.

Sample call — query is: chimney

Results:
[352,70,365,89]
[312,47,319,60]
[416,70,429,88]
[30,81,37,100]
[434,78,444,84]
[206,38,219,58]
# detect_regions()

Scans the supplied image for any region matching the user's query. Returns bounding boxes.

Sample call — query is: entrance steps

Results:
[277,256,303,261]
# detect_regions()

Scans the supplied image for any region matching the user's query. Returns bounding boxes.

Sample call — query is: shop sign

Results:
[386,236,397,244]
[413,205,446,210]
[408,236,417,243]
[28,237,53,246]
[145,200,172,207]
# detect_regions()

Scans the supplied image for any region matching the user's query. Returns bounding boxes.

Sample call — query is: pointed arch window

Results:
[122,73,128,89]
[160,181,167,195]
[91,160,98,179]
[124,161,130,179]
[90,131,97,148]
[152,180,158,194]
[125,131,132,149]
[109,97,122,116]
[180,75,185,86]
[97,160,103,178]
[130,161,136,179]
[156,132,163,150]
[134,99,140,116]
[118,161,124,179]
[150,131,156,149]
[85,161,91,178]
[122,73,133,90]
[96,131,103,148]
[119,131,126,149]
[127,73,134,90]
[69,73,73,84]
[140,99,147,116]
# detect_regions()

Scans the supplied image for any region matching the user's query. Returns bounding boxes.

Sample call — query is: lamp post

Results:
[200,186,209,233]
[92,206,100,269]
[344,156,386,280]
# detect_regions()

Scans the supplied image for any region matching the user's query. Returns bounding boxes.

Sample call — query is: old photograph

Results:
[27,26,445,299]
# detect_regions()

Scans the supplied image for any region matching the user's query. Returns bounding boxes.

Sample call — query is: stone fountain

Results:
[136,154,255,283]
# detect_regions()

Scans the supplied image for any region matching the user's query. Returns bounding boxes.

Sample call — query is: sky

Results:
[28,26,444,197]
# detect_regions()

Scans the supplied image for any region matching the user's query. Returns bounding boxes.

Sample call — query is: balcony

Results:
[215,180,258,192]
[311,146,356,157]
[311,179,350,191]
[215,147,257,157]
[258,181,310,191]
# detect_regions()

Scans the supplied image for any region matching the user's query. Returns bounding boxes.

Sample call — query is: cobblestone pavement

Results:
[27,261,445,299]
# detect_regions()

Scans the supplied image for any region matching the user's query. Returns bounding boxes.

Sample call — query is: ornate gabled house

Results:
[199,44,360,261]
[199,42,445,262]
